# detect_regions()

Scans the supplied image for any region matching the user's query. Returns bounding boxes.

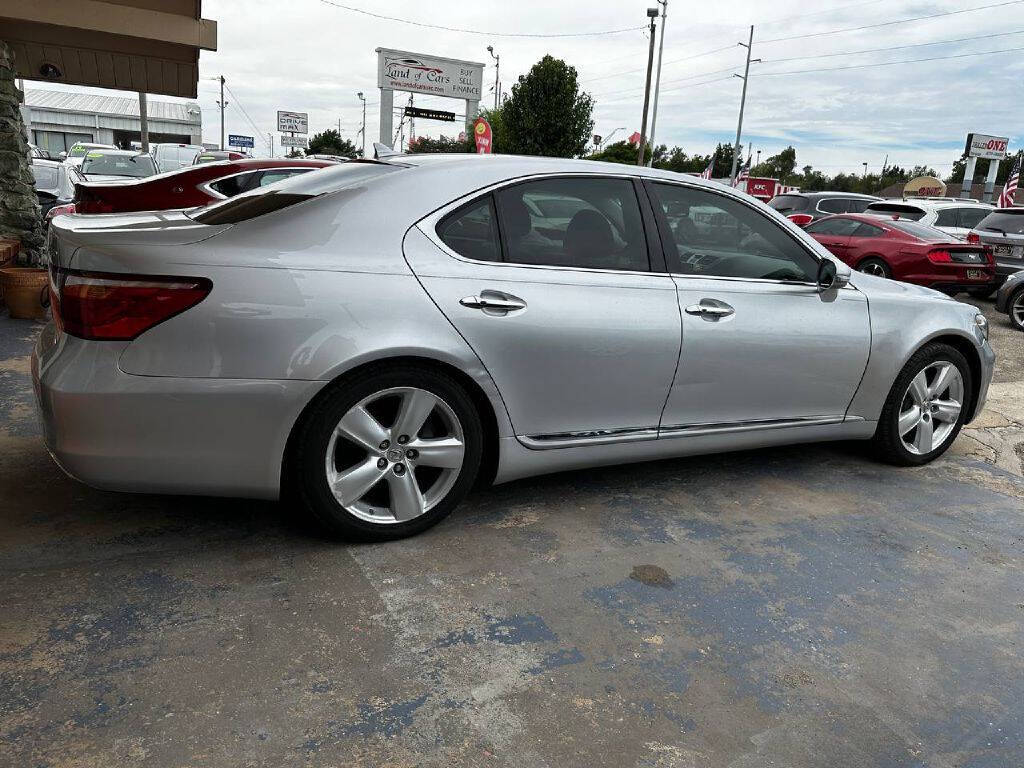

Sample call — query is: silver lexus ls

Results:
[33,155,994,540]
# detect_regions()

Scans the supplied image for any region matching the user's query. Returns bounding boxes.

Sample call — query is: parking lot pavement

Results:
[2,308,1022,768]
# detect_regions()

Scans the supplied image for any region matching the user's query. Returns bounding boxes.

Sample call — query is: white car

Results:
[151,143,204,173]
[865,199,993,241]
[62,142,117,167]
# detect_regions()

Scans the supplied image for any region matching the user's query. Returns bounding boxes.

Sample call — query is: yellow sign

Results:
[904,176,947,197]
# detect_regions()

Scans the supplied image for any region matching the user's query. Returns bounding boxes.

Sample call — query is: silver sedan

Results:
[33,155,995,540]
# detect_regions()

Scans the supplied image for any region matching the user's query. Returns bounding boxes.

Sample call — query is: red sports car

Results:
[804,213,995,294]
[70,158,335,215]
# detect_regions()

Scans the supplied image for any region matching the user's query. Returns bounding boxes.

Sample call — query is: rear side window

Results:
[437,195,501,262]
[958,208,990,230]
[846,199,874,213]
[817,198,848,214]
[853,222,885,238]
[888,220,949,240]
[977,211,1024,235]
[768,195,807,213]
[209,172,258,198]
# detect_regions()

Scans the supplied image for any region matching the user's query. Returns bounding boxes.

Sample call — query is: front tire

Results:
[872,343,972,466]
[857,257,891,279]
[290,365,483,541]
[1008,285,1024,331]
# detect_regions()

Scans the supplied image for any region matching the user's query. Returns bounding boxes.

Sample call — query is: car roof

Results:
[82,149,149,156]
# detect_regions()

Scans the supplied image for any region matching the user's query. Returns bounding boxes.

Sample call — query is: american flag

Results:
[998,156,1020,208]
[734,157,751,189]
[700,159,714,180]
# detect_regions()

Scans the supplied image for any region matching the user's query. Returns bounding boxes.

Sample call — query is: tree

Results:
[406,134,474,154]
[711,143,738,178]
[751,146,797,184]
[285,149,304,159]
[305,129,358,158]
[587,140,649,165]
[909,165,939,178]
[502,55,594,157]
[652,145,712,174]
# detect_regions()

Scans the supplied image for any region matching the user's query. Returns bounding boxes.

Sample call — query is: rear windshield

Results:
[81,153,156,178]
[866,203,926,221]
[888,220,950,241]
[976,210,1024,235]
[188,161,400,224]
[768,195,807,213]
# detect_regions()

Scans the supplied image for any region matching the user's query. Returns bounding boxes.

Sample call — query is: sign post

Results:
[962,133,1009,202]
[375,48,484,149]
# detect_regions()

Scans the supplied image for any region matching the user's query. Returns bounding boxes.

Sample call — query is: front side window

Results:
[652,182,819,282]
[437,195,501,263]
[495,177,649,271]
[805,217,861,236]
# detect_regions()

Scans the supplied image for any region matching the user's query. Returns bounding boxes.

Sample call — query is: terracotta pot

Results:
[1,268,49,320]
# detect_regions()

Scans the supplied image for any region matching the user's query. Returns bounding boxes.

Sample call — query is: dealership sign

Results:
[277,110,308,134]
[404,106,456,122]
[904,175,947,198]
[228,134,254,148]
[377,48,483,100]
[280,135,308,148]
[964,133,1009,161]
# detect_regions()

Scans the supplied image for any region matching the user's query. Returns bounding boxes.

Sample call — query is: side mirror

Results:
[58,151,67,160]
[817,259,850,292]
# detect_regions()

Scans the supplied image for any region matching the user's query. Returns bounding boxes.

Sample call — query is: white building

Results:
[23,89,202,155]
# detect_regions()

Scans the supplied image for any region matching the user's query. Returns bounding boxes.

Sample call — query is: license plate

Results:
[995,244,1023,259]
[966,269,987,280]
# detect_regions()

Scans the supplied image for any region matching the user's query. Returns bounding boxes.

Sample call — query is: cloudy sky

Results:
[30,0,1024,174]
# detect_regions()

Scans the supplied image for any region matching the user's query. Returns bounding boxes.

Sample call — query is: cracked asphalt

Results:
[1,298,1022,768]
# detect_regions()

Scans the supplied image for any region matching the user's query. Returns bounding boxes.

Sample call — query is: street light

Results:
[862,162,868,178]
[357,91,366,158]
[487,45,500,110]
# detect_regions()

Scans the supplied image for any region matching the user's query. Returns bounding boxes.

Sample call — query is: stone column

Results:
[0,41,44,266]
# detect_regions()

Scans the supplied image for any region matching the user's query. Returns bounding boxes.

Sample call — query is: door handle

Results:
[460,292,527,312]
[684,300,735,318]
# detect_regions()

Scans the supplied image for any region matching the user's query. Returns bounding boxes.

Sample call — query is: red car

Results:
[804,213,995,294]
[70,159,335,215]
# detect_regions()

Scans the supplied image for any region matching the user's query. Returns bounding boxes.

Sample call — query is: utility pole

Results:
[138,92,149,153]
[487,46,500,110]
[729,26,758,185]
[646,0,668,167]
[357,92,366,157]
[215,75,227,151]
[637,8,659,166]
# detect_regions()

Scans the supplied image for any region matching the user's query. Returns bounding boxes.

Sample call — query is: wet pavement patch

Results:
[630,564,675,589]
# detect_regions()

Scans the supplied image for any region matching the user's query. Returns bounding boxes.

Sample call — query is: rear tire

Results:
[289,365,483,541]
[857,257,891,279]
[1008,285,1024,331]
[872,343,972,466]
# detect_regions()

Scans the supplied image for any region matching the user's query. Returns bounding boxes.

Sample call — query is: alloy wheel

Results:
[324,387,465,524]
[858,261,888,278]
[897,361,964,455]
[1012,290,1024,328]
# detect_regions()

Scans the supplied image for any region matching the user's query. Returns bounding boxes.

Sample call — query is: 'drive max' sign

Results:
[376,48,484,101]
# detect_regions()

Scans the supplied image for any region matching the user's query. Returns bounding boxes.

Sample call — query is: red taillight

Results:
[47,203,76,219]
[787,213,813,227]
[927,249,953,264]
[966,231,981,244]
[54,269,211,341]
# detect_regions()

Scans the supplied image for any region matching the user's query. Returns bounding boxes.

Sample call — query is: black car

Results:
[31,159,83,225]
[768,191,882,227]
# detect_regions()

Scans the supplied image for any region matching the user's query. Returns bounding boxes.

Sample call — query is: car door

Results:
[405,174,682,443]
[646,180,870,430]
[844,220,888,262]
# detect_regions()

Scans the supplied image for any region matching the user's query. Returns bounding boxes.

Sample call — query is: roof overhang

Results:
[1,0,217,98]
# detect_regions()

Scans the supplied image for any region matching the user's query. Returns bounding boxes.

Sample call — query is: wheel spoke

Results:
[898,405,922,437]
[410,437,465,469]
[932,399,961,423]
[332,458,387,506]
[388,470,425,522]
[913,416,934,454]
[337,406,389,452]
[908,371,929,406]
[393,389,437,440]
[929,363,956,399]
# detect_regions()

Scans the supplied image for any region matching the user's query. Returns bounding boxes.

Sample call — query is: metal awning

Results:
[1,0,217,98]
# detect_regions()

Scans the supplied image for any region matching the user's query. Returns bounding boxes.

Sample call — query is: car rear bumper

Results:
[32,323,325,500]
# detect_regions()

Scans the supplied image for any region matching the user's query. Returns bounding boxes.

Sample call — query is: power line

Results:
[316,0,646,37]
[756,44,1024,76]
[590,65,737,99]
[598,75,736,106]
[764,28,1024,64]
[755,0,888,27]
[582,43,736,84]
[760,0,1024,44]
